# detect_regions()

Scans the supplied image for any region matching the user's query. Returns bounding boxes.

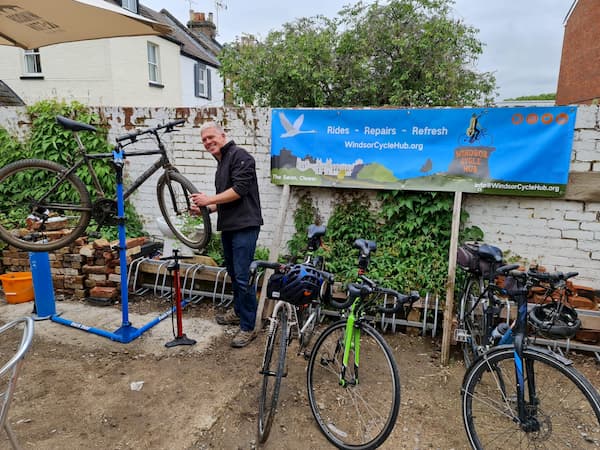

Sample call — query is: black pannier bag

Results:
[457,242,503,278]
[266,271,286,300]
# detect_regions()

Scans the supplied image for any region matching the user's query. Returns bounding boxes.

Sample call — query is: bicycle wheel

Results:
[257,306,288,444]
[0,159,91,252]
[462,345,600,449]
[156,171,211,251]
[458,276,485,367]
[307,320,400,450]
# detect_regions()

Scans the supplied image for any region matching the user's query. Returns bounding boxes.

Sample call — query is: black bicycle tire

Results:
[257,306,288,444]
[156,171,211,250]
[0,159,91,252]
[306,320,401,450]
[462,345,600,449]
[459,276,484,368]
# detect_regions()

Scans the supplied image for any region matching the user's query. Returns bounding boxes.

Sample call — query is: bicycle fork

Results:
[513,297,541,432]
[339,308,360,387]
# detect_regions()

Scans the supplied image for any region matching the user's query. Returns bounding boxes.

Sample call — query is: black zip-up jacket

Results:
[214,140,263,232]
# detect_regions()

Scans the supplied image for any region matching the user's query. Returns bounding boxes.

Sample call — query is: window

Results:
[23,49,42,75]
[194,63,212,99]
[147,42,161,84]
[121,0,138,13]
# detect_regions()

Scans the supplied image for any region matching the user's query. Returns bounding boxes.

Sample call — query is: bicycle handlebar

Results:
[329,276,419,314]
[115,119,186,144]
[249,259,335,286]
[527,270,578,283]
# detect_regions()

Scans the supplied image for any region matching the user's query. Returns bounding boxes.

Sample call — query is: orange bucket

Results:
[0,272,34,304]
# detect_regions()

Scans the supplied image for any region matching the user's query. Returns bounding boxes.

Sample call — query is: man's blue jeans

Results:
[221,226,260,332]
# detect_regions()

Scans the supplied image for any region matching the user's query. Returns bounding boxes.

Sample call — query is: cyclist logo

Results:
[459,111,493,146]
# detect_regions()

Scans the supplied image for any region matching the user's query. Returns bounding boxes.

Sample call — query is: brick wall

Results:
[556,0,600,105]
[1,105,600,287]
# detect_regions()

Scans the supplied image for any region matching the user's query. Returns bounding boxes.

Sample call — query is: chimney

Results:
[187,10,217,40]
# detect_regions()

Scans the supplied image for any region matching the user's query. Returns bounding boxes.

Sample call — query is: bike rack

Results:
[127,258,233,306]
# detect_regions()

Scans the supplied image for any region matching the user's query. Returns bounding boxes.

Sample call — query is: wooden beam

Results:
[255,184,290,330]
[441,192,463,366]
[564,171,600,201]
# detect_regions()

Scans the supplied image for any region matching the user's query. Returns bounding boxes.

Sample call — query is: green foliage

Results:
[0,127,24,167]
[220,0,496,107]
[288,190,473,296]
[286,192,322,258]
[505,93,556,101]
[321,192,378,282]
[0,99,146,239]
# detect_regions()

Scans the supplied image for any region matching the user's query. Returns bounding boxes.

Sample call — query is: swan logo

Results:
[279,112,317,138]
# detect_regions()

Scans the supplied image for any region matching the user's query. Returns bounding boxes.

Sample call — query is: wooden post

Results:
[255,184,291,330]
[441,191,463,366]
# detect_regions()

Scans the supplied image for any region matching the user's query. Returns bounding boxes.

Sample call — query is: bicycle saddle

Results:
[56,115,97,132]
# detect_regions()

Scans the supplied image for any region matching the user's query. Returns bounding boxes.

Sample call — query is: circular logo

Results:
[512,113,524,125]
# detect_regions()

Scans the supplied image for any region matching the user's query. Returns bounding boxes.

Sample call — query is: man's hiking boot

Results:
[216,309,240,326]
[231,329,256,348]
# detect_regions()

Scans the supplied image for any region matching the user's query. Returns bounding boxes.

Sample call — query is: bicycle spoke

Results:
[308,321,400,449]
[0,160,91,252]
[463,347,600,449]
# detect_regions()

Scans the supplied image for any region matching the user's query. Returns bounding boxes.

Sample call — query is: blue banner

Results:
[270,107,576,197]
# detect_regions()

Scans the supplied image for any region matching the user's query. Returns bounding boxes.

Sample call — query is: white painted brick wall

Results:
[3,105,600,287]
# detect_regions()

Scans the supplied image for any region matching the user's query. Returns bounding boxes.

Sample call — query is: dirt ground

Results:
[1,294,600,450]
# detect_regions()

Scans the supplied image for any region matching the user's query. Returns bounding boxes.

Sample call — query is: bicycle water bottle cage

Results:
[307,224,326,251]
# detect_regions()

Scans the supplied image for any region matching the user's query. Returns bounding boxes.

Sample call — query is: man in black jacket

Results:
[190,121,263,348]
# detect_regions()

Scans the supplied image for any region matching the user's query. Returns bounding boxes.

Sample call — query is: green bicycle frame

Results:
[340,299,361,387]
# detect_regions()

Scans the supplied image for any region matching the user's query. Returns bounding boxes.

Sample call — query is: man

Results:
[190,121,263,348]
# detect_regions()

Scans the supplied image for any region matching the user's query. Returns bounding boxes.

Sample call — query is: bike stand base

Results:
[165,334,197,348]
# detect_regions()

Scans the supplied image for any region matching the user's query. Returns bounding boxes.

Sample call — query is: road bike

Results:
[250,224,331,444]
[455,242,517,367]
[461,266,600,449]
[306,238,419,450]
[0,115,211,252]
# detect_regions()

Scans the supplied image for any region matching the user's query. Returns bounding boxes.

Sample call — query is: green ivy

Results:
[286,191,322,259]
[286,189,485,297]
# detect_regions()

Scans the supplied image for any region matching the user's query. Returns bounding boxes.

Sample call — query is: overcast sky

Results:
[142,0,571,101]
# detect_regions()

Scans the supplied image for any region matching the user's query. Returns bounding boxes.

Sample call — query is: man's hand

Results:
[190,192,212,207]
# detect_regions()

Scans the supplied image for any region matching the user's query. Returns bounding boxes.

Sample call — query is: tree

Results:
[219,0,496,107]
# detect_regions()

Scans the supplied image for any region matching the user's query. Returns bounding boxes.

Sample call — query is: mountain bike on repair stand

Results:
[0,115,211,252]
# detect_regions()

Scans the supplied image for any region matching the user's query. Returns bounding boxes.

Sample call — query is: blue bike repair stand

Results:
[51,147,188,343]
[29,251,57,320]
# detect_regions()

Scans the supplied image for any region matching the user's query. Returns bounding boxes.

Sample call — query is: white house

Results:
[0,0,223,107]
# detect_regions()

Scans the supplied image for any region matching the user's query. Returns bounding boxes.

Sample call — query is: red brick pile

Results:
[1,236,148,301]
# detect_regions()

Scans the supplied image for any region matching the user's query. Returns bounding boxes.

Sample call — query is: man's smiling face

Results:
[201,127,227,159]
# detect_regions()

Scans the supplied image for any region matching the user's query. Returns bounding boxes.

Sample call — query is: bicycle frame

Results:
[339,299,361,387]
[71,130,176,202]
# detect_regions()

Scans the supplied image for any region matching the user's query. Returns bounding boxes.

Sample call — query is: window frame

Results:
[147,42,162,86]
[194,63,212,99]
[120,0,138,13]
[22,48,43,76]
